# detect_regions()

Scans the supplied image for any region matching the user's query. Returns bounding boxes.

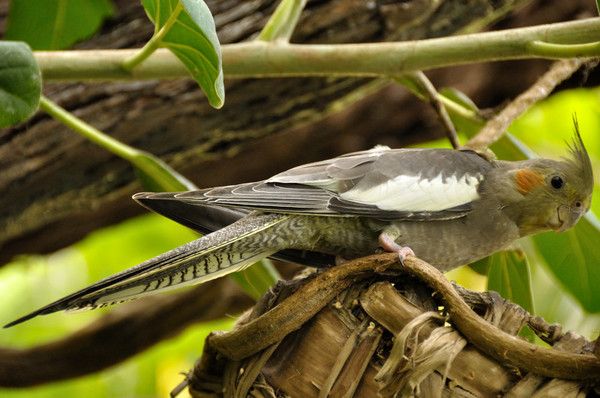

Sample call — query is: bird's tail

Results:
[4,213,288,328]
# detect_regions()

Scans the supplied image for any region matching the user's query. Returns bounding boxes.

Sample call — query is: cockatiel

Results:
[4,130,593,327]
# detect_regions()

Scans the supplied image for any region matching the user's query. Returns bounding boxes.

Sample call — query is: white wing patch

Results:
[340,173,482,212]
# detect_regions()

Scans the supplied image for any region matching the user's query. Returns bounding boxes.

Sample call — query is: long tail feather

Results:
[4,213,288,328]
[133,192,249,235]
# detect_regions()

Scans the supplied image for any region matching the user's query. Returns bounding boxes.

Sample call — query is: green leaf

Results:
[5,0,114,50]
[532,213,600,312]
[229,259,280,300]
[486,250,534,314]
[132,151,196,191]
[468,257,490,276]
[0,41,41,128]
[141,0,224,108]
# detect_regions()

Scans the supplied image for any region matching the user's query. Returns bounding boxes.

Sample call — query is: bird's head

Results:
[491,124,594,236]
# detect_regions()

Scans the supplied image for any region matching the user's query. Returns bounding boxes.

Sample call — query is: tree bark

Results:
[0,0,596,265]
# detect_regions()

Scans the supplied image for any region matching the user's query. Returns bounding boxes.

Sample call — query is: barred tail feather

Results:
[4,213,288,328]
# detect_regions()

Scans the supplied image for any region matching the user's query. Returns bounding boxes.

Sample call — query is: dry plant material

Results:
[188,254,599,397]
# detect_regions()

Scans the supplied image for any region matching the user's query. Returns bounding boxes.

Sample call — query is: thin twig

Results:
[465,58,590,149]
[395,72,460,149]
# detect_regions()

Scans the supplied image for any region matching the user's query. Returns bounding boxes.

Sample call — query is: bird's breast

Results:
[391,207,520,270]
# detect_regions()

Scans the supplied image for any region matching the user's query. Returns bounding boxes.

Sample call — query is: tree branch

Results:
[0,278,253,388]
[466,58,594,149]
[35,18,600,81]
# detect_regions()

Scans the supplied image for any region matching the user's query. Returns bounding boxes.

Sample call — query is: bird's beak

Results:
[555,204,586,232]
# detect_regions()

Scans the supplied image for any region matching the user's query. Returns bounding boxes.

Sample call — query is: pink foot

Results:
[378,233,415,263]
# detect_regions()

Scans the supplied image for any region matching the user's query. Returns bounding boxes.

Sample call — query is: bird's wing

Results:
[173,147,493,221]
[134,193,336,267]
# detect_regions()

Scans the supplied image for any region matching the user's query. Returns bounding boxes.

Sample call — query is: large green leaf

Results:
[142,0,224,108]
[486,250,534,314]
[5,0,114,50]
[0,41,41,128]
[532,214,600,312]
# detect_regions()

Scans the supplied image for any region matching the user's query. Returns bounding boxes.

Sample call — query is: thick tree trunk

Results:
[0,0,596,265]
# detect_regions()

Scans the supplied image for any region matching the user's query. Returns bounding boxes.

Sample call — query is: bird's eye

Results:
[575,201,582,208]
[550,176,564,189]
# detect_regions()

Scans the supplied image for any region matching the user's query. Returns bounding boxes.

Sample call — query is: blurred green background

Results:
[1,88,600,397]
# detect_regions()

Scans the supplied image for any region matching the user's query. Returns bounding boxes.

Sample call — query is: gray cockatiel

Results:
[5,130,593,327]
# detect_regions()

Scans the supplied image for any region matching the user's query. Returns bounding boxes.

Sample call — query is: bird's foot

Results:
[378,233,415,264]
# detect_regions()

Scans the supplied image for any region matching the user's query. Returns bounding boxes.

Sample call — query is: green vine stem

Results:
[35,18,600,80]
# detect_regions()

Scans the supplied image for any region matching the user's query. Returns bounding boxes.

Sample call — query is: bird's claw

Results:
[395,246,415,264]
[378,232,415,264]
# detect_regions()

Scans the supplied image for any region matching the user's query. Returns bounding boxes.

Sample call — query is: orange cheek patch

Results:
[515,169,544,195]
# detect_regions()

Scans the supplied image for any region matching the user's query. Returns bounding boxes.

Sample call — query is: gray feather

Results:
[175,147,492,220]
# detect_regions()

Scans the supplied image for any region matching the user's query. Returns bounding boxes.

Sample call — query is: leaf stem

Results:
[438,95,482,123]
[122,2,184,71]
[38,95,196,191]
[258,0,307,42]
[38,95,137,160]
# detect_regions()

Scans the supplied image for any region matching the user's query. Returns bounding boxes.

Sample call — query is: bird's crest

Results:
[565,116,594,197]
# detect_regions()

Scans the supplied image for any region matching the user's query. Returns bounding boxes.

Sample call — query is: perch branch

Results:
[208,254,399,360]
[210,252,600,380]
[400,255,600,380]
[35,18,600,81]
[0,278,252,388]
